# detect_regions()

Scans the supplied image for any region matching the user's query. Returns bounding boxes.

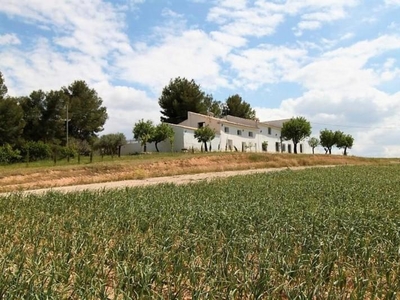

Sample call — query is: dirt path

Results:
[0,165,339,197]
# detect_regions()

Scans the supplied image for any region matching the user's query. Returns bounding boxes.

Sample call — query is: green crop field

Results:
[1,165,400,299]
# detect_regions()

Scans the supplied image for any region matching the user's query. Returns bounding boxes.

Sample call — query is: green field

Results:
[1,165,400,299]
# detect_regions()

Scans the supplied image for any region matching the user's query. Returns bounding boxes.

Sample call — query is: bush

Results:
[19,141,52,162]
[58,146,77,160]
[0,144,22,164]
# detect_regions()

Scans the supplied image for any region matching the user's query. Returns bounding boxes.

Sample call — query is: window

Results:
[248,131,253,137]
[275,142,280,152]
[237,130,242,136]
[268,127,271,135]
[282,144,286,152]
[288,144,292,153]
[198,122,205,128]
[299,144,303,153]
[224,126,229,133]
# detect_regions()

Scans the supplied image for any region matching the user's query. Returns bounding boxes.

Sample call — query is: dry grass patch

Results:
[0,152,395,193]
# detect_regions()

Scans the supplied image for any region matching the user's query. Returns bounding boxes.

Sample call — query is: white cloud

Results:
[207,1,284,37]
[116,29,232,92]
[227,45,307,89]
[385,0,400,6]
[93,81,160,138]
[0,33,20,45]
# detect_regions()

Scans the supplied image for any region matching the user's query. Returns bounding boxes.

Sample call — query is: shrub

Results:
[19,141,52,162]
[0,144,22,164]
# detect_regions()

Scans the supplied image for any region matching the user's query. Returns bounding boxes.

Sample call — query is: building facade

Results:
[121,112,311,154]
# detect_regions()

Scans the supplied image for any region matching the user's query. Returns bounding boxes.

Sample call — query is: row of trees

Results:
[0,71,108,147]
[133,120,175,152]
[278,117,355,155]
[159,77,256,124]
[132,119,218,153]
[308,129,354,155]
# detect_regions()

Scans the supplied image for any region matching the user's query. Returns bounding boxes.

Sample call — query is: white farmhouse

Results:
[121,112,311,154]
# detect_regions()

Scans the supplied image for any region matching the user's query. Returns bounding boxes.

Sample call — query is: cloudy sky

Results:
[1,0,399,157]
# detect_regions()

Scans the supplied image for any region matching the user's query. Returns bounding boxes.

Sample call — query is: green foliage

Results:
[319,129,337,154]
[335,131,354,156]
[281,117,312,154]
[308,137,319,154]
[19,141,52,162]
[133,119,155,152]
[223,94,256,119]
[194,125,216,152]
[158,77,222,124]
[1,165,400,298]
[0,71,8,99]
[150,123,174,152]
[96,133,127,157]
[0,144,21,164]
[63,80,108,142]
[0,97,25,146]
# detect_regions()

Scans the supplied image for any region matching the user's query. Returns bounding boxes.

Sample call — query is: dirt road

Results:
[0,165,340,197]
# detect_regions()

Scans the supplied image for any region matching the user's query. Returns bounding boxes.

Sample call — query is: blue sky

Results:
[1,0,400,157]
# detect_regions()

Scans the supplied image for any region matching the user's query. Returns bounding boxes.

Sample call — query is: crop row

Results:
[1,165,400,299]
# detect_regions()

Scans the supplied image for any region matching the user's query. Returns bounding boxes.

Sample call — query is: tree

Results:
[0,97,25,146]
[204,94,222,117]
[158,77,220,124]
[281,117,311,154]
[308,137,319,154]
[133,119,155,152]
[0,71,8,99]
[96,133,127,158]
[19,90,46,142]
[223,94,256,119]
[0,74,25,146]
[63,80,108,142]
[40,90,67,144]
[194,125,215,152]
[150,123,174,152]
[336,131,354,156]
[319,129,337,154]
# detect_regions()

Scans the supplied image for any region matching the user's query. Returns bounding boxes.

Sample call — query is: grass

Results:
[1,164,400,298]
[0,152,396,193]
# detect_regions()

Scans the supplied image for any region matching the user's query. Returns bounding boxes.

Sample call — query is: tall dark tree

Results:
[63,80,108,142]
[19,90,46,142]
[40,90,67,143]
[204,94,222,117]
[223,94,256,119]
[159,77,219,124]
[281,117,311,154]
[0,73,25,146]
[0,72,8,99]
[0,97,25,146]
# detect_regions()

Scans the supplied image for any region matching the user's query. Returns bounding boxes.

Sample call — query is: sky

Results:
[0,0,400,157]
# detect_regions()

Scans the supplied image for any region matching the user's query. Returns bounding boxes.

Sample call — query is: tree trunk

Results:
[294,143,298,154]
[343,147,347,156]
[312,147,315,154]
[144,143,147,153]
[328,148,332,154]
[204,142,208,152]
[118,146,121,157]
[155,142,159,152]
